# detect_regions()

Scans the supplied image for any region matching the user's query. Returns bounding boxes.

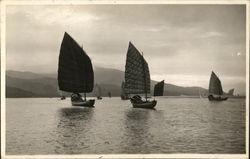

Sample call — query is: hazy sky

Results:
[6,4,246,94]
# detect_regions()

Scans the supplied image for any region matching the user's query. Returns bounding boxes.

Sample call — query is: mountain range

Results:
[6,67,209,98]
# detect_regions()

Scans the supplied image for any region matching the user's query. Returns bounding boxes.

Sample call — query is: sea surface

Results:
[6,97,246,154]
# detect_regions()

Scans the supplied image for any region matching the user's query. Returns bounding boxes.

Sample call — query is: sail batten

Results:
[208,71,223,95]
[124,42,150,94]
[154,80,164,96]
[58,32,94,93]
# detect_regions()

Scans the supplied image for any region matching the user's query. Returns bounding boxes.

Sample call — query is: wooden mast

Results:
[142,52,148,101]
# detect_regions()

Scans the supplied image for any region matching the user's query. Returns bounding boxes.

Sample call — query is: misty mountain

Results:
[6,67,208,98]
[95,67,208,96]
[6,86,37,98]
[94,67,124,85]
[6,76,58,97]
[6,70,56,79]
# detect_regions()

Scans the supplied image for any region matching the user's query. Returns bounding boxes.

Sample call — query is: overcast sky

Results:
[6,4,246,95]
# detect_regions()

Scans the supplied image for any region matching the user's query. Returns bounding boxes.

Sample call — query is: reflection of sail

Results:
[121,109,151,153]
[55,108,94,154]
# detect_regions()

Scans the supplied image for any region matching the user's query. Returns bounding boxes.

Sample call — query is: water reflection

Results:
[55,107,94,154]
[121,108,153,153]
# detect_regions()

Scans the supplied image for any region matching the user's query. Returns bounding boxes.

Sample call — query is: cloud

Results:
[7,6,102,24]
[201,31,224,38]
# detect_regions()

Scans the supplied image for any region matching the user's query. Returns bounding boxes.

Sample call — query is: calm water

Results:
[6,97,245,154]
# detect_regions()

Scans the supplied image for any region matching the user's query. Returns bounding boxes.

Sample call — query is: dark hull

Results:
[72,99,95,107]
[97,96,102,100]
[131,100,157,109]
[208,95,228,101]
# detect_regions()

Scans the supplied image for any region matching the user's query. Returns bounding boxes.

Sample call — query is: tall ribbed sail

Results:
[124,42,150,94]
[154,80,164,96]
[208,71,223,95]
[228,89,234,95]
[58,32,94,93]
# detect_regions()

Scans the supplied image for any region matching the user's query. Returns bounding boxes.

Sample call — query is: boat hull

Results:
[72,99,95,107]
[132,100,157,109]
[97,96,102,100]
[208,95,228,101]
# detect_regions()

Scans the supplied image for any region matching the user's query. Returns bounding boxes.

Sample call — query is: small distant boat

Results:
[121,81,129,100]
[58,89,66,100]
[58,32,95,107]
[228,88,234,96]
[154,80,164,96]
[94,84,102,100]
[61,96,66,100]
[124,42,157,109]
[208,71,228,101]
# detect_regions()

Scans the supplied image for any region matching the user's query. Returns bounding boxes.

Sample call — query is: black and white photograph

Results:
[1,0,249,158]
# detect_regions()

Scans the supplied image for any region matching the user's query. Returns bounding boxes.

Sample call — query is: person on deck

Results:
[71,93,84,102]
[131,95,143,104]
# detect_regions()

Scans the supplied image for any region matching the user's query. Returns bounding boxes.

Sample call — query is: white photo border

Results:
[1,0,249,158]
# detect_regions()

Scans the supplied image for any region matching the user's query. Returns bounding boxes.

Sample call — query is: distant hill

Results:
[6,86,37,98]
[6,70,56,79]
[6,76,58,97]
[6,67,208,98]
[94,67,124,85]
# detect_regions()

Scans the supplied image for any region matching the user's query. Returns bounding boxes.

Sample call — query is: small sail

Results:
[124,42,150,94]
[208,71,223,95]
[198,88,202,98]
[94,83,102,97]
[228,89,234,96]
[58,32,94,93]
[154,80,164,96]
